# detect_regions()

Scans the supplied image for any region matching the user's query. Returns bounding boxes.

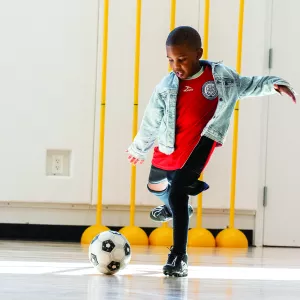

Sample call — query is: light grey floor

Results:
[1,241,300,299]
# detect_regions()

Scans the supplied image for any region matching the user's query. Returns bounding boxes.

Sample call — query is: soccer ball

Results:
[89,230,131,275]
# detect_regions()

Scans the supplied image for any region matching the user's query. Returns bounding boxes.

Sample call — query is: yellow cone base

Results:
[216,228,248,248]
[149,226,173,246]
[81,224,110,245]
[119,225,149,245]
[188,228,216,247]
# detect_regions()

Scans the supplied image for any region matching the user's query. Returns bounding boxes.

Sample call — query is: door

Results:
[263,0,300,246]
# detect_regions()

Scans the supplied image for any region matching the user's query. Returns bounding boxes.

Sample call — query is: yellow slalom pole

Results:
[196,204,203,228]
[169,0,176,34]
[202,0,210,60]
[149,0,176,246]
[229,0,244,228]
[129,0,142,228]
[96,0,110,226]
[119,0,148,245]
[81,0,110,244]
[216,0,248,248]
[188,0,215,248]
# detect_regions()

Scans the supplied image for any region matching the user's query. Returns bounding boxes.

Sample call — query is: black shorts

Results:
[148,136,216,185]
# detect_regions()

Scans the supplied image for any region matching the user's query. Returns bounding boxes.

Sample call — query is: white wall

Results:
[0,0,99,203]
[0,0,275,227]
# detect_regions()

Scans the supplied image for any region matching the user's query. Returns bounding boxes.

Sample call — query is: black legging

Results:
[148,136,216,254]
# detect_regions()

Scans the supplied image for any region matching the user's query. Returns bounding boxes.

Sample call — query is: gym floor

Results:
[1,241,300,299]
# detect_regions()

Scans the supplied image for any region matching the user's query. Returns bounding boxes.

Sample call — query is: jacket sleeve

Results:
[237,74,295,99]
[127,87,165,161]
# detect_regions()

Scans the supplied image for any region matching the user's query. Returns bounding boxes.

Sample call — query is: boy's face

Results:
[166,44,203,79]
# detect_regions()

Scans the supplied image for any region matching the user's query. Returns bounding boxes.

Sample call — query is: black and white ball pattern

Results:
[89,231,131,275]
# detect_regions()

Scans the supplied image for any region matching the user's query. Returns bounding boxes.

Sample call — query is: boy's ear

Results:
[197,48,203,60]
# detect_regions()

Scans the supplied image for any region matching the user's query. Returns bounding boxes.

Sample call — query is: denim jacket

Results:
[128,60,294,160]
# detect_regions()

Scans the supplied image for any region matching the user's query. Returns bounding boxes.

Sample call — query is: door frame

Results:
[253,0,274,247]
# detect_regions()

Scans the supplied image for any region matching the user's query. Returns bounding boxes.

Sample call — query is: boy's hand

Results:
[126,150,144,166]
[274,84,296,103]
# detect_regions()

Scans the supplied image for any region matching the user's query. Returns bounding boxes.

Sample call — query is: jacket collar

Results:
[169,60,218,88]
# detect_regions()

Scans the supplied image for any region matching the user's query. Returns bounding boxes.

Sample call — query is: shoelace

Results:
[152,206,171,218]
[167,246,174,252]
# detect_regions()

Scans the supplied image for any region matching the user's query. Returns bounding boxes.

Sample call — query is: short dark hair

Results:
[166,26,202,49]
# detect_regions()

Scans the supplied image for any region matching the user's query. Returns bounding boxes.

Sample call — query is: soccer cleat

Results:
[150,205,173,222]
[150,204,194,222]
[163,247,188,277]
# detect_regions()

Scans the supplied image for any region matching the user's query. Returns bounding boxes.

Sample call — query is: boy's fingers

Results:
[127,152,143,164]
[275,85,296,103]
[130,157,138,165]
[284,88,296,103]
[274,85,282,95]
[286,92,296,103]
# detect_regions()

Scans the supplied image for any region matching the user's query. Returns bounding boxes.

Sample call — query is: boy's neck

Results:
[189,62,202,77]
[185,65,204,80]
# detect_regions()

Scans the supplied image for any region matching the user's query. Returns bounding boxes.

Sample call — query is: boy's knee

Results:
[174,169,210,196]
[147,180,168,195]
[147,180,168,193]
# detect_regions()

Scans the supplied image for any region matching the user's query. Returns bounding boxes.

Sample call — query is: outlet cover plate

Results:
[46,150,71,176]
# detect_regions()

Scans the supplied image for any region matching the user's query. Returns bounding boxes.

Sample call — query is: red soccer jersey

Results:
[152,66,218,170]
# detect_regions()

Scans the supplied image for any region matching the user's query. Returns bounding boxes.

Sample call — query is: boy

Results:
[126,26,296,277]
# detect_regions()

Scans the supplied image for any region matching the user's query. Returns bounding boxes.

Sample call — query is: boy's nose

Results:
[173,61,180,69]
[174,64,180,70]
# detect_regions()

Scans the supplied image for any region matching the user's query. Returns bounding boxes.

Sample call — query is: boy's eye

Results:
[168,59,174,62]
[178,58,186,62]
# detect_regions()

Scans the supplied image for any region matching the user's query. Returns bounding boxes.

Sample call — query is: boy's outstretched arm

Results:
[127,87,165,165]
[238,74,296,103]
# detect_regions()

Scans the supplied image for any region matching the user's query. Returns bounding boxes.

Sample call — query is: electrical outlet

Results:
[52,155,64,175]
[46,149,71,176]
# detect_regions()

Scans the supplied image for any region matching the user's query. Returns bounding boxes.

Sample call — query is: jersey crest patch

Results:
[202,81,218,100]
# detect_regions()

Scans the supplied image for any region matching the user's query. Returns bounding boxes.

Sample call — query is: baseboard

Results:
[0,202,254,245]
[0,202,255,229]
[0,223,253,246]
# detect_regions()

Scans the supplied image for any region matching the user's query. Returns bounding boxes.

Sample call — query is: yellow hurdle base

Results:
[81,224,110,245]
[188,228,216,247]
[119,225,149,245]
[149,226,173,246]
[216,227,248,248]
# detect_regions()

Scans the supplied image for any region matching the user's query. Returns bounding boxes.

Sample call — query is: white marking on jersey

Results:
[183,86,193,92]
